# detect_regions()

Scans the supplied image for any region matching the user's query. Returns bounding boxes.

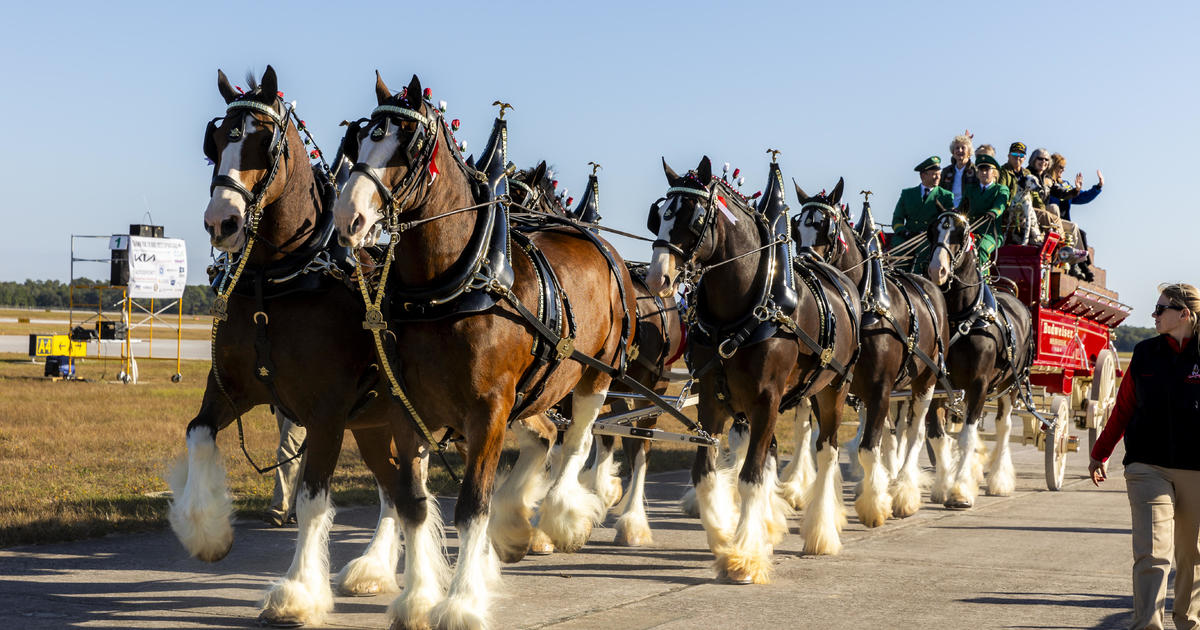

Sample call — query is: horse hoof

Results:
[716,570,754,585]
[944,500,972,510]
[257,612,305,628]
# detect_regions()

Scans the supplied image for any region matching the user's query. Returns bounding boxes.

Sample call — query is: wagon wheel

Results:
[1044,394,1071,491]
[1087,349,1118,453]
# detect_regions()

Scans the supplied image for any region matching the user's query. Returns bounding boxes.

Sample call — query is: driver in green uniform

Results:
[959,153,1010,277]
[892,155,954,272]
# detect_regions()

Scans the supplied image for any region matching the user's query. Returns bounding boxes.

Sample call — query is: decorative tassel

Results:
[298,119,306,130]
[459,140,468,151]
[277,91,284,98]
[438,100,447,112]
[567,197,574,206]
[732,168,740,179]
[737,176,745,186]
[551,180,558,189]
[451,119,461,131]
[309,149,321,159]
[751,191,762,199]
[722,162,731,173]
[423,87,432,99]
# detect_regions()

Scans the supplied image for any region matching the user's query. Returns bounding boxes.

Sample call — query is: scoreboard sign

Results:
[28,334,87,357]
[127,236,187,299]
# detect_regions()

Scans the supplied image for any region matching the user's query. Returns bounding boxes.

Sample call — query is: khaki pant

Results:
[1125,462,1200,630]
[269,411,307,520]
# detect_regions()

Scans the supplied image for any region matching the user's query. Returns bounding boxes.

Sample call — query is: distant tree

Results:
[0,279,214,315]
[1114,325,1156,352]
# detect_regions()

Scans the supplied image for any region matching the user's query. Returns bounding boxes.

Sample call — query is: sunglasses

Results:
[1153,304,1184,317]
[1010,153,1025,158]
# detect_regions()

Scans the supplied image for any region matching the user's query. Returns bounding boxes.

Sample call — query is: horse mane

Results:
[681,169,755,213]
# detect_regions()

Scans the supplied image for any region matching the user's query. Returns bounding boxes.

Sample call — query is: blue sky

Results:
[1,1,1194,327]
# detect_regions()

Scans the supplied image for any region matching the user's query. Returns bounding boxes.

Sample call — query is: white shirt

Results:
[951,165,966,206]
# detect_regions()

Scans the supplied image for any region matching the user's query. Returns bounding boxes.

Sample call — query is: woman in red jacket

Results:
[1090,283,1200,630]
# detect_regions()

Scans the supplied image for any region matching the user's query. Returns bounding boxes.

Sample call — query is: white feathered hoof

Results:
[430,595,488,630]
[890,478,922,519]
[166,451,234,563]
[388,589,437,630]
[259,577,334,628]
[589,471,623,509]
[854,489,893,529]
[488,511,534,564]
[679,486,700,518]
[944,482,976,510]
[776,478,809,511]
[538,481,605,553]
[528,528,554,555]
[336,556,400,596]
[986,458,1016,497]
[613,512,653,547]
[716,548,772,585]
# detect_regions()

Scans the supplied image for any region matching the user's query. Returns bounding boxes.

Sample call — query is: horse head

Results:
[510,161,568,215]
[790,178,849,263]
[203,65,298,252]
[926,211,974,288]
[333,72,445,248]
[644,156,720,297]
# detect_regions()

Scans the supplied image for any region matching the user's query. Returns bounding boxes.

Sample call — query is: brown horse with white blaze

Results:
[645,157,861,583]
[173,65,445,627]
[792,181,953,524]
[333,73,635,629]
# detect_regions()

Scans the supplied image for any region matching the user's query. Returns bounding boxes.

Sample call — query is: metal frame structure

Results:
[69,234,183,383]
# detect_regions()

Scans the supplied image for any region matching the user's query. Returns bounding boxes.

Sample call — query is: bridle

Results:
[793,200,849,264]
[648,180,721,265]
[204,96,293,233]
[343,100,445,229]
[928,211,983,290]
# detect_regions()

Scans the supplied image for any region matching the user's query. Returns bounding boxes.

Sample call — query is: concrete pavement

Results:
[0,439,1142,629]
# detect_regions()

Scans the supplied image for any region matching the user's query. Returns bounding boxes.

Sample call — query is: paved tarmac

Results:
[0,335,210,360]
[0,439,1143,629]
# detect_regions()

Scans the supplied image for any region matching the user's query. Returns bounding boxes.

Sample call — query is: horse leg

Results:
[892,387,934,518]
[690,381,736,555]
[681,402,739,518]
[537,376,610,553]
[167,376,236,562]
[778,399,817,509]
[986,393,1017,496]
[614,431,654,546]
[259,425,341,626]
[804,386,848,556]
[844,400,866,482]
[926,401,955,504]
[388,442,451,630]
[946,382,987,509]
[855,387,894,528]
[581,424,623,509]
[489,414,554,563]
[720,396,786,585]
[431,413,507,630]
[335,426,401,596]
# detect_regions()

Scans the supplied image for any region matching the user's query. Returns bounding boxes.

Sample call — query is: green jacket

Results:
[960,182,1010,248]
[892,185,955,239]
[999,164,1042,208]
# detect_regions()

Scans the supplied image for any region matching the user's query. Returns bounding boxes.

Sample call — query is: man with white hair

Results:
[940,133,978,207]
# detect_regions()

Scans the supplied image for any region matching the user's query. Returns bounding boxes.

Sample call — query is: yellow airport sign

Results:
[30,334,87,358]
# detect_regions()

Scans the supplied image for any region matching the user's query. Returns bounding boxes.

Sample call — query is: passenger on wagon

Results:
[1047,153,1102,281]
[998,142,1033,203]
[891,155,955,272]
[1026,147,1065,238]
[940,133,978,207]
[975,144,996,158]
[957,153,1009,276]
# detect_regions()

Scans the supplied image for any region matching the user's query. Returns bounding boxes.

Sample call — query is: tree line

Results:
[0,279,215,315]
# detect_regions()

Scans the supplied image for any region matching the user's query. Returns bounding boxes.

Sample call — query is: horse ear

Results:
[793,179,809,203]
[260,65,278,98]
[374,70,391,105]
[662,158,680,185]
[531,161,547,187]
[406,75,423,110]
[830,177,845,205]
[217,70,238,104]
[697,156,713,184]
